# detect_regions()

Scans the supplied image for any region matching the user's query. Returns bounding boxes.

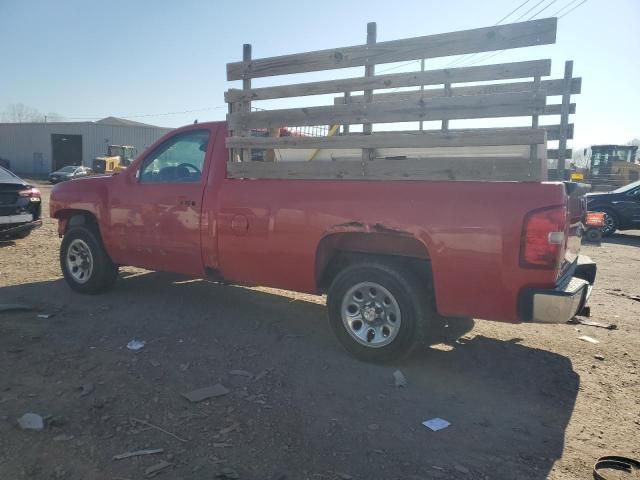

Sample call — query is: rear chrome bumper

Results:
[519,255,596,324]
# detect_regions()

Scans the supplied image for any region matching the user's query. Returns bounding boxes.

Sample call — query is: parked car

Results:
[49,165,92,184]
[0,166,42,240]
[50,122,596,361]
[586,179,640,236]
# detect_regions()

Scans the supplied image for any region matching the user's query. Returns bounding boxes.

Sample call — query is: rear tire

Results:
[327,259,431,362]
[60,225,118,294]
[595,208,618,236]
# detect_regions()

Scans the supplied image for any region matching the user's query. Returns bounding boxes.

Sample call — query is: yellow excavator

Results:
[92,145,137,174]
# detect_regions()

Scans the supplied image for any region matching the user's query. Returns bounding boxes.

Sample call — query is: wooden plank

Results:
[442,82,452,131]
[363,22,377,162]
[544,123,574,141]
[530,75,541,167]
[225,59,551,102]
[227,18,557,80]
[226,127,547,150]
[241,44,252,162]
[557,60,573,177]
[547,148,572,159]
[543,103,575,115]
[227,160,364,180]
[338,77,582,104]
[364,157,542,181]
[419,58,426,131]
[342,92,350,134]
[227,91,546,130]
[226,157,542,181]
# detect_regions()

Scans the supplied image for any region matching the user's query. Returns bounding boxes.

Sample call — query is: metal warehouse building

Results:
[0,117,172,175]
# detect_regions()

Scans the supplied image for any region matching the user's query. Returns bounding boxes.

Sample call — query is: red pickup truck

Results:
[50,121,596,361]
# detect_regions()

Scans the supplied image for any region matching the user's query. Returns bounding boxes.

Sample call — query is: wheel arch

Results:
[53,209,100,237]
[315,229,434,294]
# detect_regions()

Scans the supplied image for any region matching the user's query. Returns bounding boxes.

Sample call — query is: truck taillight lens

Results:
[520,206,567,269]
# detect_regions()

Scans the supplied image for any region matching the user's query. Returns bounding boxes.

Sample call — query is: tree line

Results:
[1,103,64,123]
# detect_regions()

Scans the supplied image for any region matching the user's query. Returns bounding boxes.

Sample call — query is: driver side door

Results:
[111,129,211,276]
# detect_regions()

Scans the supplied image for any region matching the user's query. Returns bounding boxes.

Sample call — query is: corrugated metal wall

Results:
[0,122,173,174]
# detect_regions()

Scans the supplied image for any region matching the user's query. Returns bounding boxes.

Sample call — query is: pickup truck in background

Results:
[50,121,596,361]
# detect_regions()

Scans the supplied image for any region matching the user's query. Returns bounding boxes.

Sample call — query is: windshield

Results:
[591,146,638,166]
[612,180,640,193]
[0,166,18,179]
[58,166,77,173]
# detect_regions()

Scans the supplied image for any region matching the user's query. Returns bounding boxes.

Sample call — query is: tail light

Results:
[18,187,41,200]
[520,206,567,269]
[584,211,605,227]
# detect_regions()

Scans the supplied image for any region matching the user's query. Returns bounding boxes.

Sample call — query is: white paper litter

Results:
[422,417,451,431]
[126,339,146,350]
[578,335,599,344]
[393,370,407,388]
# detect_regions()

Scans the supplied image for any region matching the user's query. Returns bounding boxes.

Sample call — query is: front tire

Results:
[327,260,431,362]
[60,225,118,294]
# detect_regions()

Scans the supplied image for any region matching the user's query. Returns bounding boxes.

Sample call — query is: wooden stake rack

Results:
[225,17,579,181]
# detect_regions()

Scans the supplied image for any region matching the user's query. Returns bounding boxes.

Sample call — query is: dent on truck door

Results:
[110,129,211,276]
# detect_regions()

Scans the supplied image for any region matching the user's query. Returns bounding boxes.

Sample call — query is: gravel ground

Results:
[0,181,638,480]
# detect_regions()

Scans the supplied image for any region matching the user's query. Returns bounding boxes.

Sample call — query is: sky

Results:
[1,0,638,149]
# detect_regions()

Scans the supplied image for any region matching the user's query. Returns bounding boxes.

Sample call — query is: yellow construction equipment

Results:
[92,145,137,174]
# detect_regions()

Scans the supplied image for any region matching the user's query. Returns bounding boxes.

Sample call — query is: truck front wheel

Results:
[327,260,430,362]
[60,225,119,294]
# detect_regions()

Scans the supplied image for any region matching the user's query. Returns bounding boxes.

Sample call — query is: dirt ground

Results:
[0,181,638,480]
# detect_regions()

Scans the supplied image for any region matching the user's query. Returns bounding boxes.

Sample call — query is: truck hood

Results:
[50,174,114,219]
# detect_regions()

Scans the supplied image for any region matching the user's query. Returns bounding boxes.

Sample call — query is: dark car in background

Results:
[587,180,640,235]
[49,165,92,184]
[0,166,42,240]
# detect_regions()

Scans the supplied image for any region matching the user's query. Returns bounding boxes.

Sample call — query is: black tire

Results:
[595,208,618,236]
[584,228,602,243]
[327,259,431,362]
[60,225,118,294]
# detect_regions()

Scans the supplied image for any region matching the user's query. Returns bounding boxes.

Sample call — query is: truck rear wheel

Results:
[327,260,430,362]
[60,225,119,294]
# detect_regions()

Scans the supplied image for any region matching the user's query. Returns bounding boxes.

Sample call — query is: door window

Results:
[139,130,210,184]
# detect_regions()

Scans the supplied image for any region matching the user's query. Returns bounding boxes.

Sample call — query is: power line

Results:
[377,60,421,74]
[512,0,548,22]
[529,0,560,19]
[549,0,581,16]
[458,0,588,67]
[558,0,587,18]
[446,0,533,67]
[61,106,227,121]
[495,0,535,24]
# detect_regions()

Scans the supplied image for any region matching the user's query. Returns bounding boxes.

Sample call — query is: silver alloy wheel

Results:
[340,281,402,348]
[66,238,94,284]
[601,212,615,235]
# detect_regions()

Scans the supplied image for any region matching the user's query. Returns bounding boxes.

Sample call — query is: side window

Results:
[139,130,210,184]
